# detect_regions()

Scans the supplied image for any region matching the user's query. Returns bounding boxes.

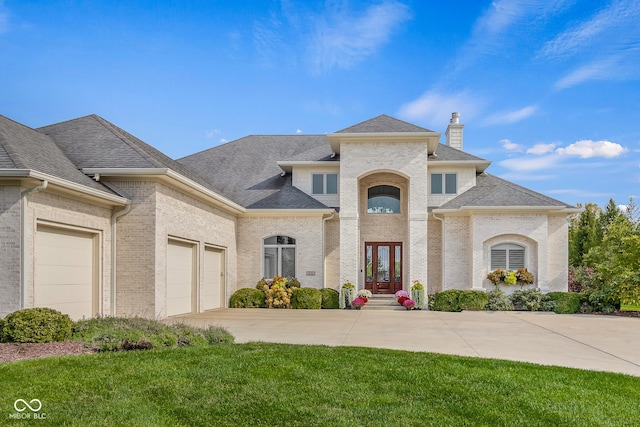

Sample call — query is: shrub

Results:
[3,308,73,343]
[546,292,581,314]
[320,288,339,309]
[72,316,234,352]
[486,288,513,311]
[510,289,554,312]
[458,291,488,311]
[290,288,322,309]
[430,290,463,312]
[0,317,5,342]
[230,288,266,308]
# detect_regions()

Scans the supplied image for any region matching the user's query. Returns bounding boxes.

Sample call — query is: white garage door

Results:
[34,226,96,320]
[202,247,225,311]
[167,240,195,316]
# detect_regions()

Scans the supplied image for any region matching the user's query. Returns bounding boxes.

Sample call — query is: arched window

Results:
[490,243,525,270]
[263,235,296,278]
[367,185,400,214]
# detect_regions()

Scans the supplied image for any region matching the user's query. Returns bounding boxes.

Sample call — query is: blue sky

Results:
[1,0,638,209]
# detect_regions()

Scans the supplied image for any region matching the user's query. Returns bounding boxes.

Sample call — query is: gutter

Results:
[432,212,445,292]
[322,211,336,288]
[20,180,49,309]
[95,179,133,316]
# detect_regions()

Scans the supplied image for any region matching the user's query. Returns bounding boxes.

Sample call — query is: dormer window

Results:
[312,173,338,195]
[431,173,457,195]
[367,185,400,214]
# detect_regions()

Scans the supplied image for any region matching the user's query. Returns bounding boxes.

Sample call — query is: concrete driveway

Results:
[174,309,640,377]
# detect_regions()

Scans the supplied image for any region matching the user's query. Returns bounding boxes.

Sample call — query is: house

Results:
[0,112,577,320]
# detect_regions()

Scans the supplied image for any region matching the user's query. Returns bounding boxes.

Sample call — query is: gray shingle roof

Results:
[0,115,115,194]
[178,135,332,209]
[431,143,489,162]
[336,114,434,133]
[38,115,215,191]
[437,173,574,209]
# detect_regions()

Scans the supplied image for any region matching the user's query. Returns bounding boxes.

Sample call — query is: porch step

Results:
[363,297,404,310]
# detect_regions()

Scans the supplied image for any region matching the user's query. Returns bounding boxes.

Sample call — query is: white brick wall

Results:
[0,185,24,317]
[236,215,325,289]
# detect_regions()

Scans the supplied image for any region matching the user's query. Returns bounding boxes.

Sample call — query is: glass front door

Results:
[365,242,402,294]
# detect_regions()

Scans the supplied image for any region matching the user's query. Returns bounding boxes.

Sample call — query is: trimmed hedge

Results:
[431,290,463,312]
[230,288,266,308]
[547,292,581,314]
[0,317,6,343]
[459,291,488,311]
[291,288,322,309]
[320,288,340,309]
[431,290,488,312]
[3,308,73,343]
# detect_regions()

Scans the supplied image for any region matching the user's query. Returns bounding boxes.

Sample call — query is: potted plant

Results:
[351,297,366,310]
[340,281,356,309]
[411,280,425,310]
[395,289,409,306]
[357,289,372,302]
[403,298,416,310]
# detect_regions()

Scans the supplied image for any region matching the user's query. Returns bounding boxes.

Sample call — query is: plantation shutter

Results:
[508,249,525,269]
[491,243,526,270]
[491,249,507,270]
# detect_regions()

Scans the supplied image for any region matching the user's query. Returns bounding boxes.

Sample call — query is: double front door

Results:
[365,242,402,294]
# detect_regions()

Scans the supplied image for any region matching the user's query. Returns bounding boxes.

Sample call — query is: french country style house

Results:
[0,113,578,319]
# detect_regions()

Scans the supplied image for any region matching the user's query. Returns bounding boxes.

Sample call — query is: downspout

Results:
[432,212,445,292]
[322,211,336,288]
[20,180,49,308]
[93,177,132,316]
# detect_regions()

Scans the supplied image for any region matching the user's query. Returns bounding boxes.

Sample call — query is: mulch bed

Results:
[0,341,94,363]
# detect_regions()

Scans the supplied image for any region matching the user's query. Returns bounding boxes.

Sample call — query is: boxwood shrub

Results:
[431,290,464,312]
[230,288,266,308]
[3,307,73,343]
[320,288,340,309]
[431,290,488,312]
[546,292,580,314]
[459,290,488,311]
[291,288,322,309]
[0,317,6,343]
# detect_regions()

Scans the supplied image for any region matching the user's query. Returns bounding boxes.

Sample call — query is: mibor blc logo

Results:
[9,399,46,420]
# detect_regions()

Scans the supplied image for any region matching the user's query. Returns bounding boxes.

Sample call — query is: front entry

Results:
[365,242,402,294]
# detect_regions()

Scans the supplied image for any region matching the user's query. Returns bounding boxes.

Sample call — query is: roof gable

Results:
[0,115,114,193]
[437,173,574,209]
[336,114,433,133]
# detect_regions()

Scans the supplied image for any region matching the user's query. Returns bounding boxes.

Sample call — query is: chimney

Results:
[445,112,464,151]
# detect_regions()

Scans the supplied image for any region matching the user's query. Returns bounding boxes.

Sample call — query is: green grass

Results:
[1,343,639,426]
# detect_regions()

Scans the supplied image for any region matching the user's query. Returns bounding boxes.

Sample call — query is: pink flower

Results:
[351,297,366,309]
[394,290,409,298]
[403,299,416,310]
[397,296,408,305]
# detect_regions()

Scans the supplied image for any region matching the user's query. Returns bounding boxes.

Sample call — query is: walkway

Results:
[174,309,640,377]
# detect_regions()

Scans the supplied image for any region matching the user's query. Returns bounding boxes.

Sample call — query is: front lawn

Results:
[1,343,638,426]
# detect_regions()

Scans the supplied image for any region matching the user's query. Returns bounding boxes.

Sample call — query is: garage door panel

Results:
[166,240,195,316]
[35,226,96,321]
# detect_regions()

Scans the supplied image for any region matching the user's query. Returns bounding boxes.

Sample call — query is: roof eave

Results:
[81,168,246,214]
[432,205,576,214]
[428,160,492,173]
[327,132,441,155]
[276,160,340,173]
[242,208,336,217]
[0,169,129,206]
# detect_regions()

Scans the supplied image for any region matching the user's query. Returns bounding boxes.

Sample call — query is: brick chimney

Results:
[445,112,464,151]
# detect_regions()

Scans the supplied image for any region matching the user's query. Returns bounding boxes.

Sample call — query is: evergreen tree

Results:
[568,203,603,266]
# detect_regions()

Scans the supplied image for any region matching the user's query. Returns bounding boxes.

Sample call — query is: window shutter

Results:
[509,249,525,269]
[491,249,507,270]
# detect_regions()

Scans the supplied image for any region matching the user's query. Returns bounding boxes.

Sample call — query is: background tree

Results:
[568,203,603,266]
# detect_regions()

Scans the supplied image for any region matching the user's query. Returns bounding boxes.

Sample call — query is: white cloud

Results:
[554,56,621,89]
[500,138,523,152]
[219,138,228,144]
[397,90,484,126]
[499,155,560,172]
[527,143,557,155]
[484,105,538,125]
[309,1,411,74]
[296,129,302,134]
[205,129,221,139]
[539,0,640,59]
[556,140,628,158]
